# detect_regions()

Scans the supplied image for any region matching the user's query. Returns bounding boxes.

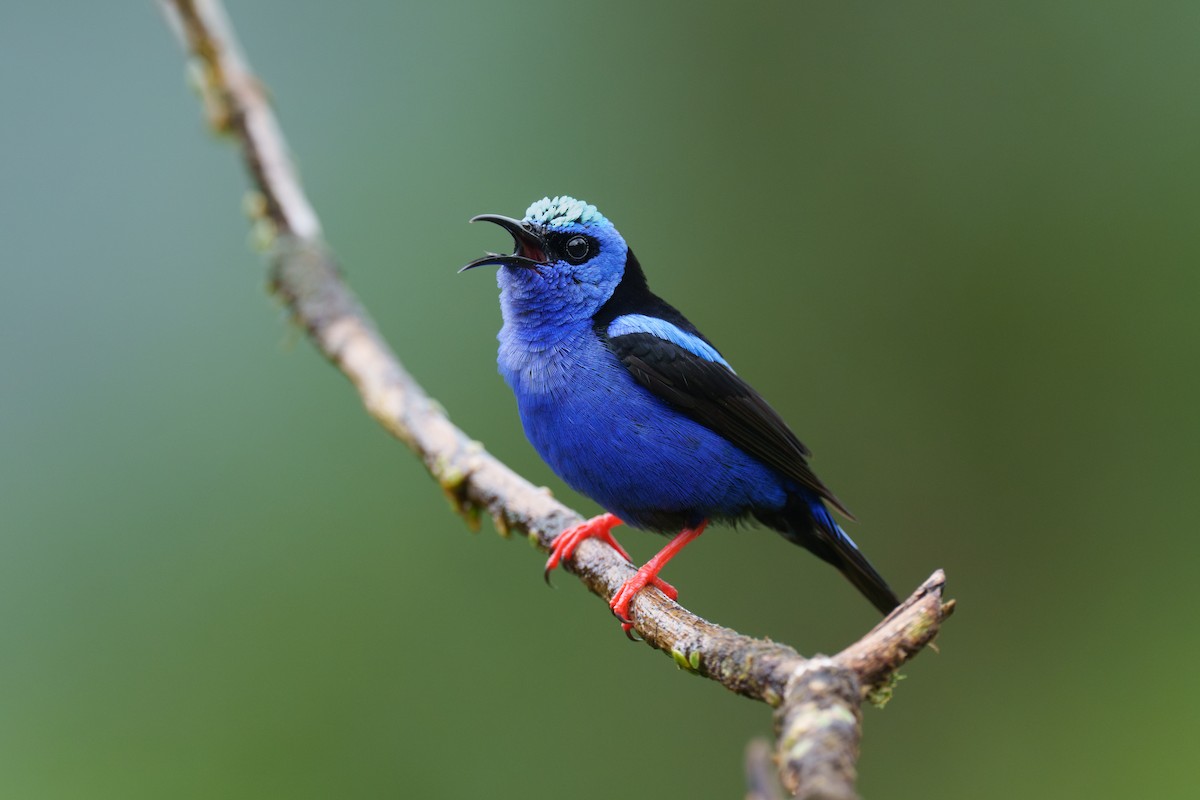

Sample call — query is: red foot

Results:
[544,513,622,579]
[609,522,707,636]
[544,514,676,599]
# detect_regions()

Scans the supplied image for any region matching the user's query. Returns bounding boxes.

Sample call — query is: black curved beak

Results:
[460,214,549,272]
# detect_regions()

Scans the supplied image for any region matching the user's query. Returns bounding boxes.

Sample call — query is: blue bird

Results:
[462,196,899,632]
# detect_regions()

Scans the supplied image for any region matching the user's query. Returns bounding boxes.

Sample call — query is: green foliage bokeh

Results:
[2,2,1197,798]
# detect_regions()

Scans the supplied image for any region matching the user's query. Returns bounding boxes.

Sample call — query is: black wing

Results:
[605,330,853,518]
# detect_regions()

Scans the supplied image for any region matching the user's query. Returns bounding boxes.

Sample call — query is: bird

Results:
[461,196,899,634]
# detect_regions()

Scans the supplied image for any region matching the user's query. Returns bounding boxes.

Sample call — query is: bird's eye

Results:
[564,236,590,263]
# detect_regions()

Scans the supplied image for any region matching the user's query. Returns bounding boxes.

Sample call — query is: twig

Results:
[158,2,955,796]
[745,739,786,800]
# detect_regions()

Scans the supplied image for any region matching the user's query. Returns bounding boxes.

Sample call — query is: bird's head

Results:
[462,196,629,325]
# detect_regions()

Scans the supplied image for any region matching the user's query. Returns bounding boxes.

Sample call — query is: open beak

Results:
[460,214,549,272]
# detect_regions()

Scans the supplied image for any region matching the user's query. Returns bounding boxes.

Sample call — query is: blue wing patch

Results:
[607,314,733,370]
[807,493,861,551]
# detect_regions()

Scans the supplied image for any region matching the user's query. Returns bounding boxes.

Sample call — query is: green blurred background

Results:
[3,2,1197,797]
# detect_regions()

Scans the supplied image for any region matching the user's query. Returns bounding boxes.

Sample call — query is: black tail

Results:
[757,494,900,615]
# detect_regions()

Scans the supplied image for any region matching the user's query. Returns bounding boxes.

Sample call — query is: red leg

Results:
[610,521,707,633]
[544,514,676,599]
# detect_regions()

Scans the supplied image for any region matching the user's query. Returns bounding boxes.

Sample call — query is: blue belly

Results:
[500,328,788,531]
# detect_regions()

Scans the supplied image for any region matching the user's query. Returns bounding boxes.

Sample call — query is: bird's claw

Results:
[651,576,678,601]
[611,606,640,641]
[609,568,679,638]
[543,513,682,638]
[543,513,626,584]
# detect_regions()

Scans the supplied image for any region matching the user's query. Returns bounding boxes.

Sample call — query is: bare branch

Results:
[159,2,954,796]
[838,570,956,697]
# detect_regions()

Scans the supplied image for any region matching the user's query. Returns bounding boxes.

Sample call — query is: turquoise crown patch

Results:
[523,196,607,228]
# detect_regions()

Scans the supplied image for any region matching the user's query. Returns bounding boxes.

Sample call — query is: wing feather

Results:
[607,329,852,518]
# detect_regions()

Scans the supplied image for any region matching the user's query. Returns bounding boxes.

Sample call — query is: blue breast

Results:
[499,324,788,531]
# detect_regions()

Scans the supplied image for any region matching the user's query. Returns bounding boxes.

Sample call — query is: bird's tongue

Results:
[515,238,546,264]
